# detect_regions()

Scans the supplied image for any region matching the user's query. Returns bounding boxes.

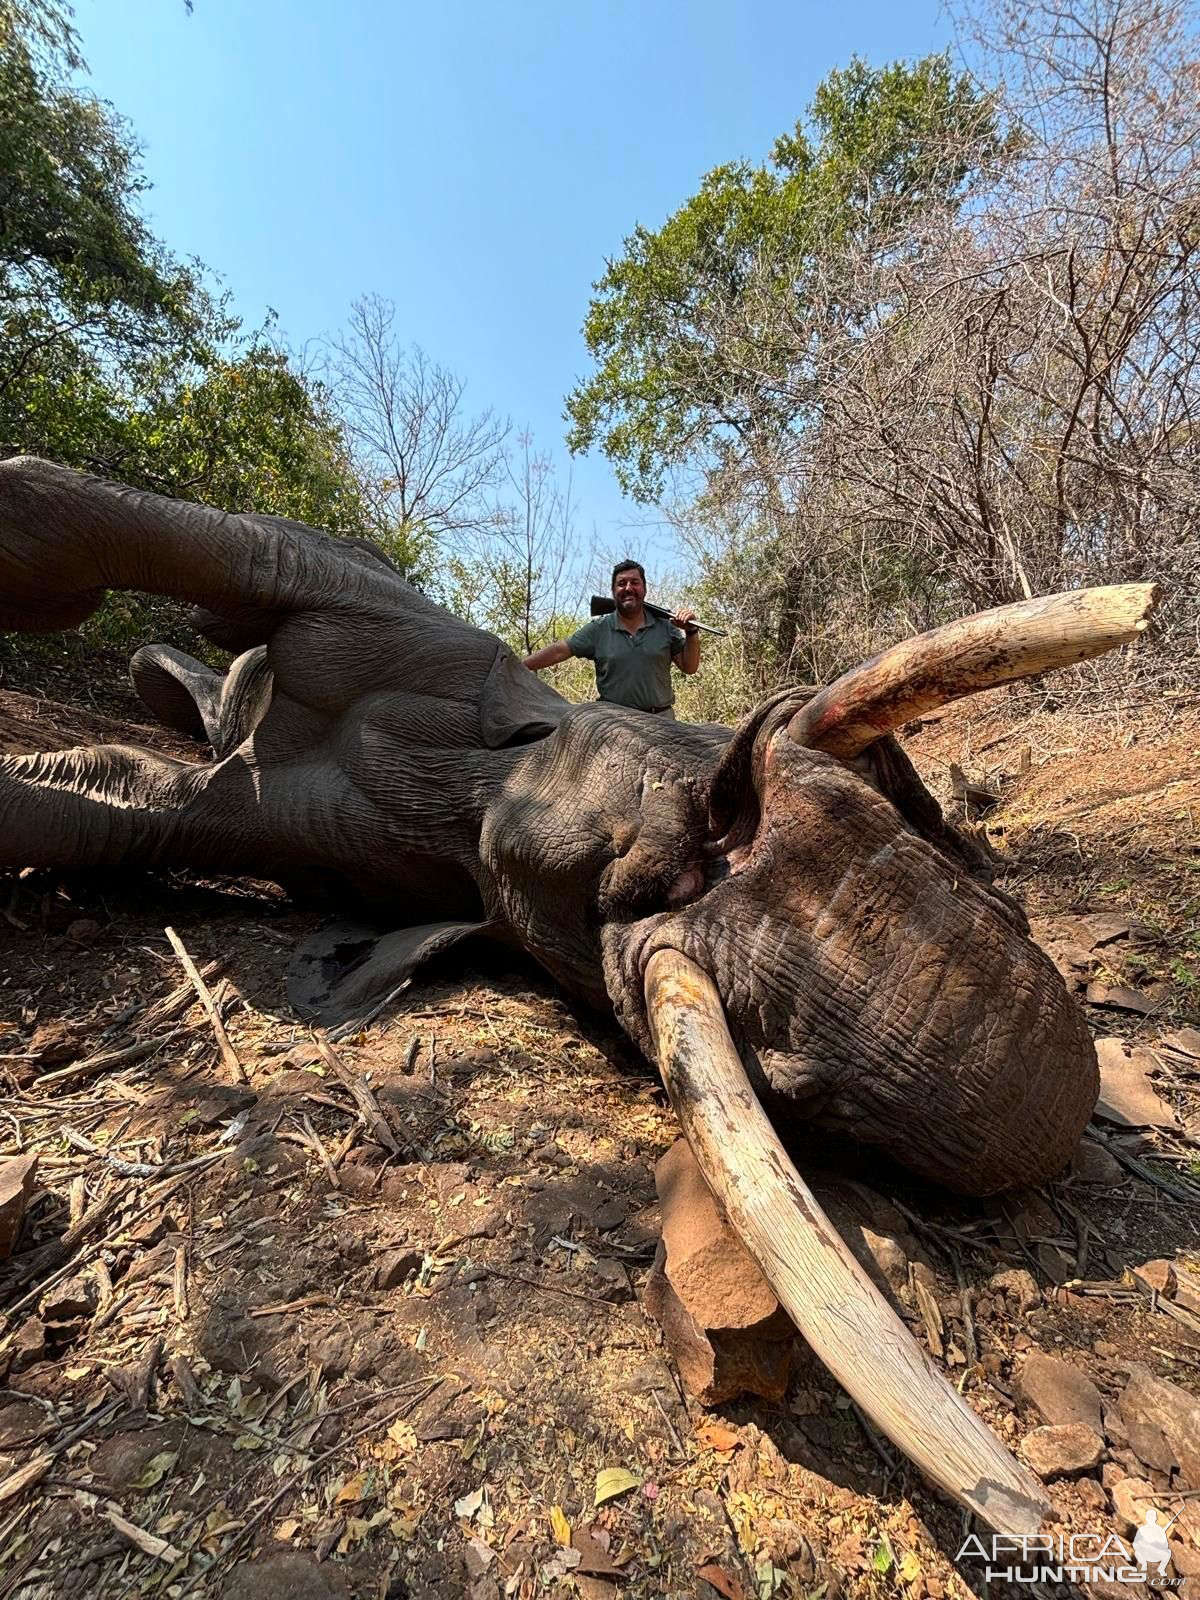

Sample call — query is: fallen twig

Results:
[164,926,245,1083]
[312,1032,405,1157]
[479,1264,624,1309]
[33,1025,199,1091]
[299,1113,340,1189]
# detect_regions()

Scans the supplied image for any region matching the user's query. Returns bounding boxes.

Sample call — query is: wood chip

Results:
[913,1277,945,1359]
[106,1509,183,1563]
[0,1454,52,1504]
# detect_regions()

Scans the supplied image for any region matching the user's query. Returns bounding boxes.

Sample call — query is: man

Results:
[522,560,700,716]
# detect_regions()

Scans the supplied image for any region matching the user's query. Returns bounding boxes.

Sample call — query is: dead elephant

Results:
[0,455,1159,1529]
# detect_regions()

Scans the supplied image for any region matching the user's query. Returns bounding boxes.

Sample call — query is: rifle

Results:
[589,596,727,637]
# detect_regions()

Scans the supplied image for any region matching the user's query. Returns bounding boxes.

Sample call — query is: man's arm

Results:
[522,640,573,671]
[670,610,701,676]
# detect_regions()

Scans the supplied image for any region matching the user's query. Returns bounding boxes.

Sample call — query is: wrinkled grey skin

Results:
[0,458,1097,1194]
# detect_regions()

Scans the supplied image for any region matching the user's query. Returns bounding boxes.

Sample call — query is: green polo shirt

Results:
[566,611,686,711]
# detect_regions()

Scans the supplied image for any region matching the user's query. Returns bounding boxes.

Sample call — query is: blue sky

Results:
[77,0,949,569]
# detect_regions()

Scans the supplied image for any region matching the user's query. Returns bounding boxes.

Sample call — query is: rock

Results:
[1159,1027,1200,1060]
[990,1268,1041,1314]
[1087,983,1156,1014]
[1030,916,1099,990]
[1172,1542,1200,1578]
[1071,1139,1124,1186]
[40,1274,96,1322]
[0,1154,38,1260]
[310,1327,354,1379]
[1083,914,1145,948]
[1094,1039,1180,1129]
[1119,1365,1200,1485]
[347,1329,402,1382]
[8,1317,46,1373]
[464,1535,495,1580]
[1017,1352,1104,1433]
[1132,1260,1177,1298]
[1176,1266,1200,1317]
[1076,1477,1109,1515]
[1020,1423,1105,1478]
[592,1197,627,1232]
[587,1258,632,1302]
[653,1139,786,1331]
[65,917,100,944]
[1177,1500,1200,1548]
[642,1241,792,1405]
[373,1247,423,1289]
[1111,1475,1158,1534]
[222,1549,353,1600]
[0,1398,48,1447]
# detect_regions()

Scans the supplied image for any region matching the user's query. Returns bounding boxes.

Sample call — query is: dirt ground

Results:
[0,660,1198,1600]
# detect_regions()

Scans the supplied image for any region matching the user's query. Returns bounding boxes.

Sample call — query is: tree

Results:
[565,55,1002,506]
[327,294,509,577]
[0,2,379,661]
[564,56,1005,679]
[447,433,586,654]
[0,0,215,457]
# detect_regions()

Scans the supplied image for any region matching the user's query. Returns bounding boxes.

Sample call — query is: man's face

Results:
[613,567,646,614]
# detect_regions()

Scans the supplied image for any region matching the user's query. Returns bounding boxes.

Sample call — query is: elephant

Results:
[0,455,1159,1532]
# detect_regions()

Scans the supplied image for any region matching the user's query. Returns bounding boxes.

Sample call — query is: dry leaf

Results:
[337,1515,372,1553]
[129,1451,177,1490]
[593,1467,641,1506]
[695,1420,741,1453]
[387,1418,418,1452]
[549,1504,571,1546]
[274,1519,300,1542]
[696,1564,746,1600]
[336,1475,366,1505]
[899,1551,922,1584]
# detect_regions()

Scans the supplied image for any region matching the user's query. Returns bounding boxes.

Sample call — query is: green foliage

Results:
[0,0,375,662]
[565,54,1002,504]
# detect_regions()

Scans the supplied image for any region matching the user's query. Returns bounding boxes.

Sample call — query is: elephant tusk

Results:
[788,583,1160,758]
[643,946,1050,1536]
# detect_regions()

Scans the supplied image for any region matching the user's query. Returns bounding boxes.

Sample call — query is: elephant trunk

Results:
[643,947,1050,1537]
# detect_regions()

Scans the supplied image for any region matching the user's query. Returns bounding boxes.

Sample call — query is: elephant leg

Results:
[130,644,274,758]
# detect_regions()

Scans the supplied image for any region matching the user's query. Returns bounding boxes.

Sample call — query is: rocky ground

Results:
[0,659,1197,1600]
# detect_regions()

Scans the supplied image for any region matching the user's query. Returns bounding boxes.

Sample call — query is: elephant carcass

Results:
[0,456,1158,1529]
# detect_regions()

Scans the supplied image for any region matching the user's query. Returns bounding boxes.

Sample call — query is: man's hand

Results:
[670,609,702,676]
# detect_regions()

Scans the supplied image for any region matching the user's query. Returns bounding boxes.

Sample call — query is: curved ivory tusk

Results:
[643,947,1050,1535]
[789,583,1160,758]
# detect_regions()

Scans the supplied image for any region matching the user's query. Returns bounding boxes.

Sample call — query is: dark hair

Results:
[611,559,646,589]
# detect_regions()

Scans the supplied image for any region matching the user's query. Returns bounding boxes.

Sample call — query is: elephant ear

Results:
[287,917,493,1031]
[479,646,567,747]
